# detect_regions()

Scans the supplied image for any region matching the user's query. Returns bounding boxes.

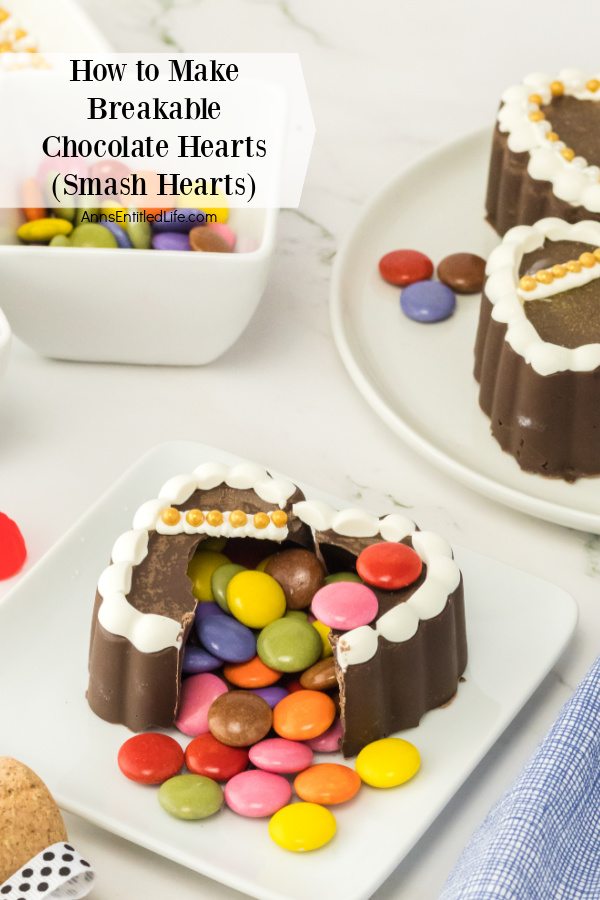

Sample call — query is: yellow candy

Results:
[187,550,230,601]
[100,203,128,230]
[226,570,285,628]
[312,619,333,658]
[356,738,421,789]
[268,803,336,852]
[17,218,72,243]
[201,204,229,224]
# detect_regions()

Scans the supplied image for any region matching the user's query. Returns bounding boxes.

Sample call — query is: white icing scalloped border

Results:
[499,70,600,213]
[293,502,461,670]
[96,465,461,664]
[485,217,600,375]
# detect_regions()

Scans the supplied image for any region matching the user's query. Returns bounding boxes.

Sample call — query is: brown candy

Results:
[189,227,231,253]
[265,549,325,610]
[208,691,272,747]
[437,252,486,294]
[299,657,337,692]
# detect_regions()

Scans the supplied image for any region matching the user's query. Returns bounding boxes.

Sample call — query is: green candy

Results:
[211,563,245,613]
[158,774,223,820]
[70,223,118,249]
[49,234,71,247]
[127,219,152,249]
[325,571,362,585]
[54,206,76,223]
[257,617,321,673]
[284,610,308,621]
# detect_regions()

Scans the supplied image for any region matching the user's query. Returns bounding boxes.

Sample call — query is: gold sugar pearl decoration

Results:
[546,131,559,142]
[528,93,543,105]
[579,252,596,268]
[535,270,554,285]
[529,110,545,122]
[253,512,270,530]
[186,509,204,527]
[587,79,600,93]
[561,147,576,162]
[594,248,600,262]
[271,510,288,528]
[206,509,224,527]
[519,276,537,292]
[161,507,181,526]
[0,9,9,24]
[229,509,248,528]
[550,80,564,96]
[566,260,582,273]
[551,264,567,278]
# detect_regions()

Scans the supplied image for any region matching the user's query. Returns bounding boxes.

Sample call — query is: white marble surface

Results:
[0,0,599,897]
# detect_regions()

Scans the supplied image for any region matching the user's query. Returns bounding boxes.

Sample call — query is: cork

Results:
[0,757,67,883]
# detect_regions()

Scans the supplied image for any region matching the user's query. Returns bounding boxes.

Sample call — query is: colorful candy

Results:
[294,764,361,805]
[174,672,228,737]
[118,733,184,785]
[264,549,326,610]
[189,227,231,253]
[207,222,236,250]
[224,770,291,818]
[211,562,245,612]
[257,617,322,673]
[268,803,336,852]
[223,655,281,688]
[311,582,379,630]
[400,280,456,323]
[306,718,343,754]
[17,218,72,243]
[311,619,333,658]
[437,252,486,294]
[184,733,249,782]
[158,774,223,820]
[153,208,205,233]
[378,249,434,286]
[356,541,422,590]
[208,690,272,747]
[299,657,337,691]
[152,232,190,251]
[0,513,27,580]
[355,737,421,788]
[226,570,286,628]
[324,571,361,584]
[188,550,230,602]
[273,690,336,741]
[250,685,289,708]
[197,613,256,663]
[248,738,314,774]
[182,644,223,675]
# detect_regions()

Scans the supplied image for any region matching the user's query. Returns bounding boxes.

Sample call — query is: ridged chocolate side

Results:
[87,484,309,731]
[475,293,600,479]
[337,581,466,757]
[314,528,468,757]
[486,125,600,236]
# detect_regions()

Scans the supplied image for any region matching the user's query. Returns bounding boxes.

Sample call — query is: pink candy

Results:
[311,582,379,631]
[224,769,291,818]
[306,718,343,753]
[207,222,236,250]
[174,672,228,737]
[249,738,313,774]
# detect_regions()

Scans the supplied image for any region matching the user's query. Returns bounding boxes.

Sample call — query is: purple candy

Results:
[100,220,132,248]
[400,280,456,323]
[194,602,225,641]
[152,209,206,233]
[182,644,223,675]
[152,231,191,251]
[251,685,289,708]
[198,614,256,663]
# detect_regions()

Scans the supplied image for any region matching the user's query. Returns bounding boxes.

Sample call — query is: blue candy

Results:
[251,685,289,708]
[182,644,223,675]
[152,231,190,251]
[400,280,456,323]
[197,614,256,663]
[153,209,206,233]
[100,220,132,248]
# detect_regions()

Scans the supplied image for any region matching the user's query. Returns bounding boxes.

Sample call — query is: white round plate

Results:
[331,128,600,535]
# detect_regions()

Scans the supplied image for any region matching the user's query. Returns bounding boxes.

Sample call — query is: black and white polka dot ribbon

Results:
[0,843,95,899]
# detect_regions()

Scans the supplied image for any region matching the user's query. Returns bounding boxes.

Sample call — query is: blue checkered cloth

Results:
[441,655,600,900]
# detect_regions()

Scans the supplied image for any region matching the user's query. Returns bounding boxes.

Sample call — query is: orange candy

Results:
[21,178,46,221]
[224,655,281,689]
[273,690,336,741]
[294,764,361,806]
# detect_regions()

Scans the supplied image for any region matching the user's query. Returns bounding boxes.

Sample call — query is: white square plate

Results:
[0,441,577,900]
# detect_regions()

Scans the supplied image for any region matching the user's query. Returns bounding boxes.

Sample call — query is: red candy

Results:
[0,513,27,580]
[378,249,434,287]
[118,733,184,785]
[185,732,249,781]
[357,542,422,590]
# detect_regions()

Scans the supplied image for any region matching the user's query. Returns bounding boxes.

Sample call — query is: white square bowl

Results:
[0,1,278,365]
